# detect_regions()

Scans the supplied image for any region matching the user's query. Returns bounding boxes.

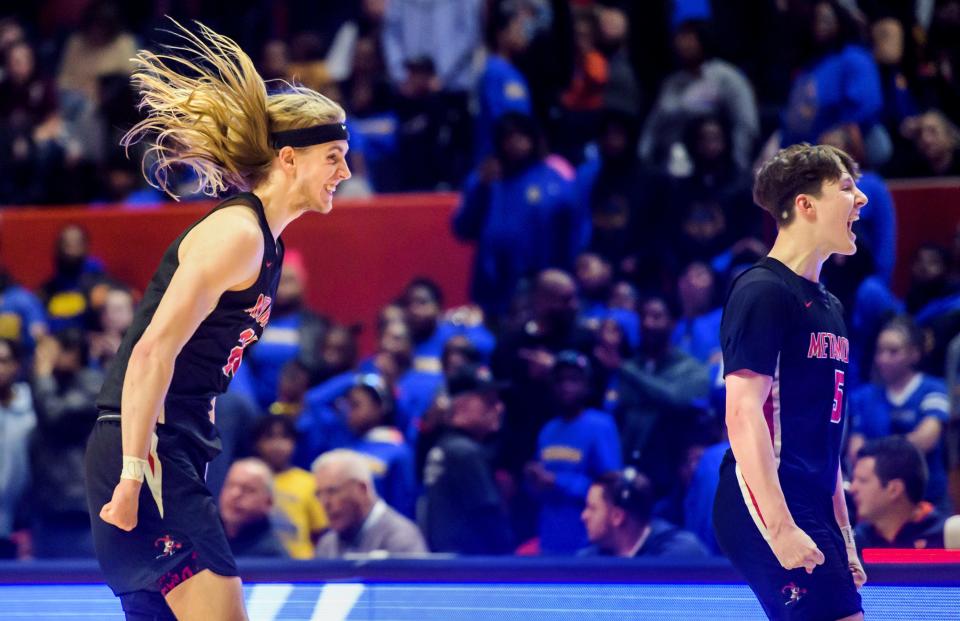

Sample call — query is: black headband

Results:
[270,123,349,149]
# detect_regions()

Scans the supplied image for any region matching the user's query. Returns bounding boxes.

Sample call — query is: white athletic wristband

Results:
[120,456,149,482]
[840,525,856,550]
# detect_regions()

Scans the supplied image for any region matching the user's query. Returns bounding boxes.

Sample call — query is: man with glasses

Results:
[313,449,426,558]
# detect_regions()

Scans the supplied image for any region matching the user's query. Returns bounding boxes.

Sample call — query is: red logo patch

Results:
[154,535,182,559]
[781,582,807,606]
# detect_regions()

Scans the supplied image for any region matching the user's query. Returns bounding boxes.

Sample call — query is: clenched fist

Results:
[770,523,825,574]
[100,478,142,532]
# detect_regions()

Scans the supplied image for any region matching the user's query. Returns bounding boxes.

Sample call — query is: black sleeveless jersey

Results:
[720,257,849,498]
[97,193,283,458]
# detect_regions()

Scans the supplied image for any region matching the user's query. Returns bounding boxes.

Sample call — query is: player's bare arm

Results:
[99,209,264,532]
[726,369,825,574]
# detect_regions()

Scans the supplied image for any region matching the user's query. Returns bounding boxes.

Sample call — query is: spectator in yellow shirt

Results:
[252,415,328,559]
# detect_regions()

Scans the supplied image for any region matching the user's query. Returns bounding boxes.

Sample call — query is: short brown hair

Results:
[753,143,859,225]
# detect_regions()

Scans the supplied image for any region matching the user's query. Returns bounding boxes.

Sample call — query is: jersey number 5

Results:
[830,369,845,424]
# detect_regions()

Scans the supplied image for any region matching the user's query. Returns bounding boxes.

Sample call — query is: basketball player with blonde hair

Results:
[84,21,350,620]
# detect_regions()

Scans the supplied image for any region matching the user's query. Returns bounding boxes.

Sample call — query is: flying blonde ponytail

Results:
[122,20,345,199]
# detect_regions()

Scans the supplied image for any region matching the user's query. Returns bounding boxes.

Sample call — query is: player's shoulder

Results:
[729,263,790,292]
[183,202,264,258]
[724,264,793,309]
[200,201,263,236]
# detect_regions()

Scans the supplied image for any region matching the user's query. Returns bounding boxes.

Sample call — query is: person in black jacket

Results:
[580,468,708,558]
[420,364,512,555]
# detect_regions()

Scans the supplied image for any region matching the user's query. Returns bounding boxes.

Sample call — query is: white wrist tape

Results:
[841,525,857,549]
[120,456,149,482]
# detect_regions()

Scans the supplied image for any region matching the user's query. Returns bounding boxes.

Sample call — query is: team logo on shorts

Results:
[781,582,807,606]
[154,535,183,559]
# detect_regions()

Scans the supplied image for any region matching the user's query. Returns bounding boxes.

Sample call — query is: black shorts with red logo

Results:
[85,416,238,601]
[713,457,862,621]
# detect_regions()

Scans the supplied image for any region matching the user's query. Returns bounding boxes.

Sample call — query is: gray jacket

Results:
[316,500,428,558]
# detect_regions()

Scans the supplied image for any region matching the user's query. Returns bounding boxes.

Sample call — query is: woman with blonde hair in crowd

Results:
[84,20,351,621]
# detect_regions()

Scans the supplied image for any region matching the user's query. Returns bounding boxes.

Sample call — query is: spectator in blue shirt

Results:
[453,113,587,319]
[682,436,729,555]
[401,278,495,373]
[347,373,417,518]
[574,252,638,350]
[592,317,633,415]
[40,224,110,333]
[475,5,532,162]
[526,350,621,554]
[312,323,360,387]
[781,1,883,150]
[672,261,723,365]
[580,468,708,558]
[294,325,361,469]
[848,316,952,510]
[574,253,612,324]
[372,317,445,445]
[0,268,47,352]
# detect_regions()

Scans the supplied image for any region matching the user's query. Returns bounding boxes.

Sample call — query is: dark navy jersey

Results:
[720,257,849,499]
[98,193,283,458]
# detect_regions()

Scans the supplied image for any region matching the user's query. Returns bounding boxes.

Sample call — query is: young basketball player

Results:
[714,144,867,620]
[85,21,350,621]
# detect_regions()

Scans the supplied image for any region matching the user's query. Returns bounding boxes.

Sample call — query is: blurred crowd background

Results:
[0,0,959,562]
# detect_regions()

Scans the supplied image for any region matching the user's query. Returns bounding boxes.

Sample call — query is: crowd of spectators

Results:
[0,0,959,563]
[0,216,957,560]
[0,1,959,205]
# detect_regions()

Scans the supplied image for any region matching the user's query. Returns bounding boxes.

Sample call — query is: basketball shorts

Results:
[85,415,238,599]
[713,459,862,620]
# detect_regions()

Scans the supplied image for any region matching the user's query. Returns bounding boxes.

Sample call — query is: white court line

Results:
[246,583,294,621]
[308,583,365,621]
